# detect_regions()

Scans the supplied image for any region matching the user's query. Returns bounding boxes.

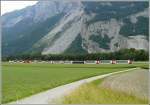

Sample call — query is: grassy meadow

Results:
[2,62,149,103]
[63,77,148,104]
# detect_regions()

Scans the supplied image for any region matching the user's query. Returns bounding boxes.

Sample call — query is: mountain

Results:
[2,1,149,56]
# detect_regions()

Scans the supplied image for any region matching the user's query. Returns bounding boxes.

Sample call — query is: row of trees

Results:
[2,48,149,61]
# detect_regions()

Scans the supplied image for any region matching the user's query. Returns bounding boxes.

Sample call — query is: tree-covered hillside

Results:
[2,13,64,55]
[119,17,149,40]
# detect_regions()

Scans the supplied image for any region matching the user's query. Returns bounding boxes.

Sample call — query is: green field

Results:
[2,62,149,103]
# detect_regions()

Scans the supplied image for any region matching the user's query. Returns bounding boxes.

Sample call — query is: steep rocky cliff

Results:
[2,1,149,56]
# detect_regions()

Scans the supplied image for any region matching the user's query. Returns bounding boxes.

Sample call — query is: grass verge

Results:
[62,69,149,104]
[63,80,148,104]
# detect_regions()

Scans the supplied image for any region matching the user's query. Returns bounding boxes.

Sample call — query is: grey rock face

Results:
[2,1,149,55]
[2,0,81,27]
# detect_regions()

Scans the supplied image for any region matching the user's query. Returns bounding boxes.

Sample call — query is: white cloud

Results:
[1,1,38,15]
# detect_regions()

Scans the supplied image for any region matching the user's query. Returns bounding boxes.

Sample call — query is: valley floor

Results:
[9,68,137,104]
[2,62,149,104]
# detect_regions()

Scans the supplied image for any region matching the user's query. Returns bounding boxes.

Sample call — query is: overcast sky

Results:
[1,1,38,15]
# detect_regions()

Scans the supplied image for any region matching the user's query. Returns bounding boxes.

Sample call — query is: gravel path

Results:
[101,69,149,99]
[8,68,137,104]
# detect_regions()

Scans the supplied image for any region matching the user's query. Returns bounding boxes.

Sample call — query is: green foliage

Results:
[2,48,148,61]
[134,17,149,39]
[90,35,112,49]
[114,43,119,47]
[2,13,64,56]
[83,2,148,24]
[119,17,149,40]
[64,34,88,54]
